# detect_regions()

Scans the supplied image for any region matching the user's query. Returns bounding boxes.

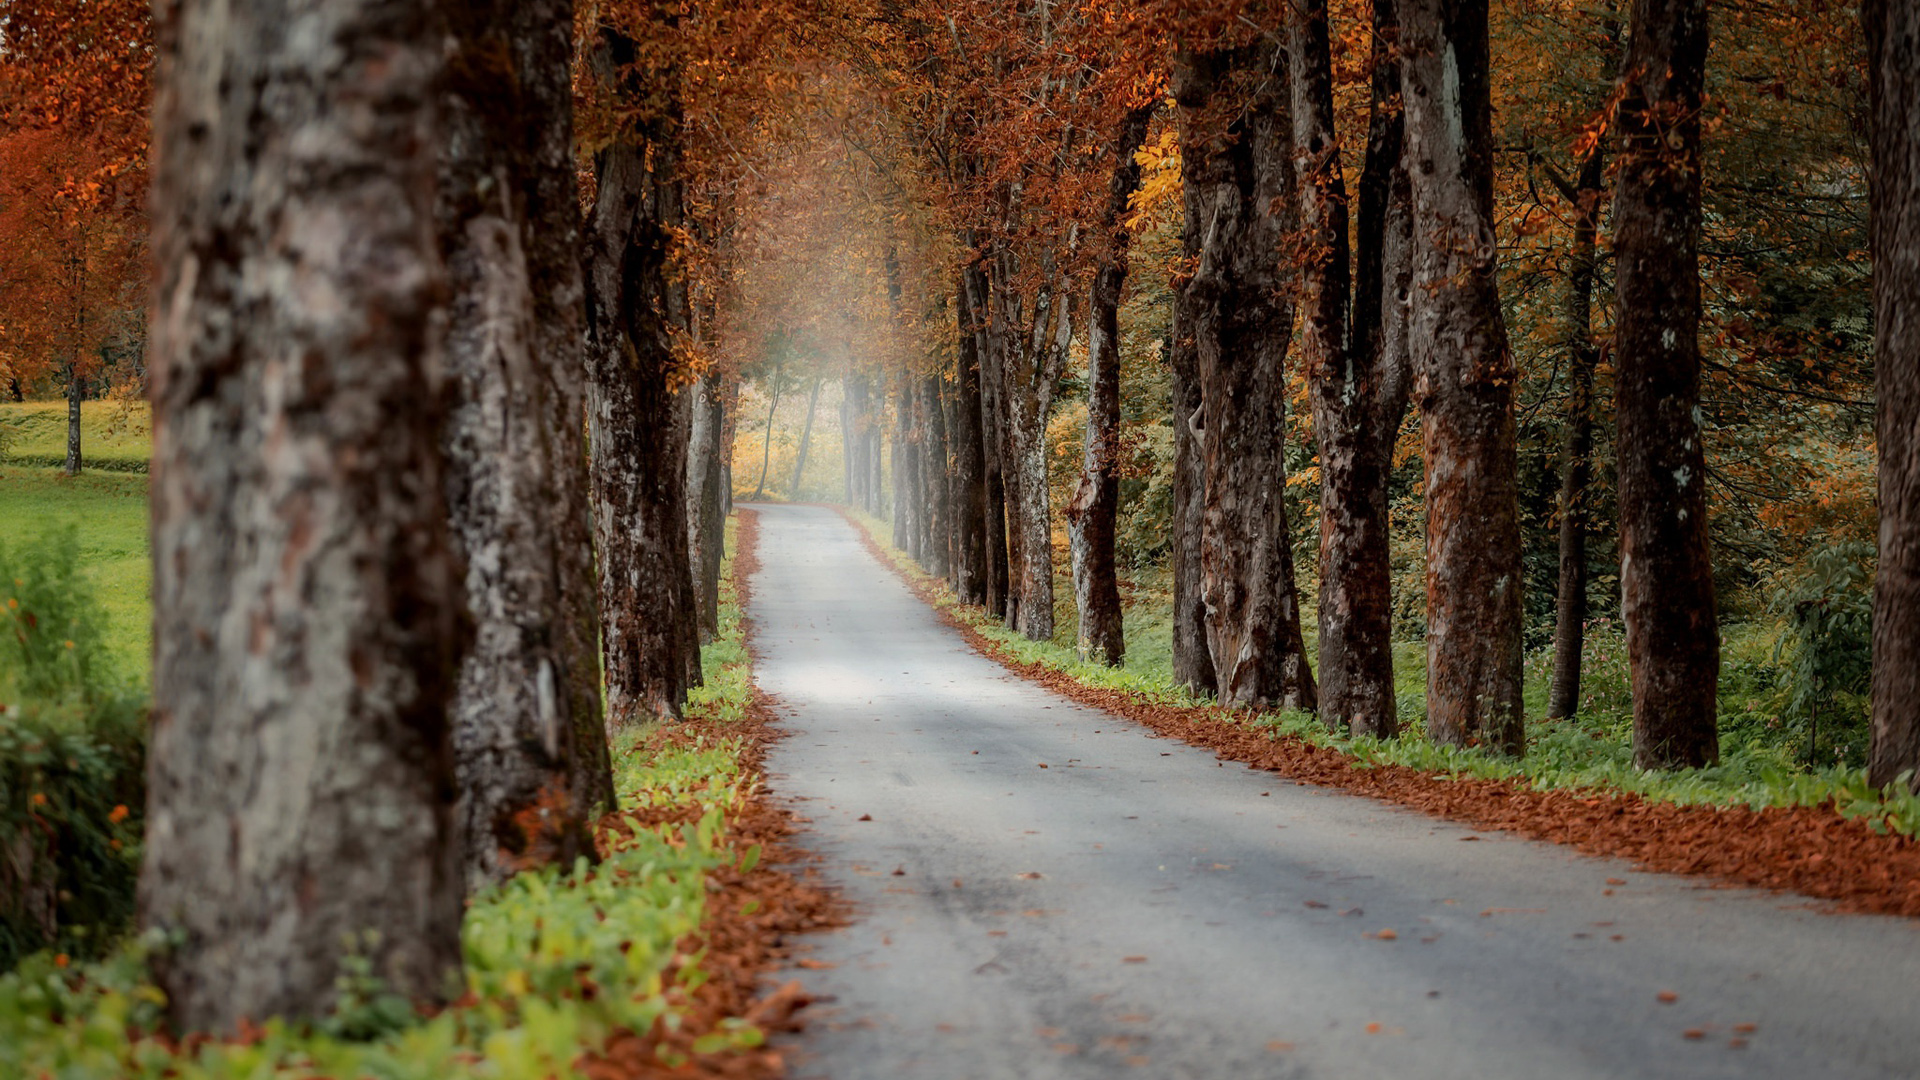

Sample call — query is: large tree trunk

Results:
[585,26,701,725]
[438,0,612,891]
[1068,105,1152,667]
[789,375,822,499]
[1869,0,1920,791]
[1169,251,1217,698]
[974,269,1014,620]
[1545,145,1608,721]
[1297,0,1411,736]
[143,0,464,1033]
[1399,0,1525,754]
[1613,0,1718,769]
[841,376,860,504]
[1177,40,1317,712]
[923,370,952,577]
[687,375,725,638]
[952,271,990,604]
[992,268,1072,642]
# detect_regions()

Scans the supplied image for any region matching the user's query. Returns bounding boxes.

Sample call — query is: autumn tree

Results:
[1176,25,1317,711]
[581,7,704,724]
[1294,0,1414,736]
[437,0,614,888]
[1399,0,1524,753]
[1612,0,1718,769]
[143,0,465,1031]
[1867,0,1920,791]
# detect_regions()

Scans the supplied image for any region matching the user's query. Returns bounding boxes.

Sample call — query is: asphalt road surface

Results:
[750,503,1920,1080]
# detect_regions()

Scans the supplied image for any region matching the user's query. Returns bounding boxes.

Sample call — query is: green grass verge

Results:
[0,516,771,1079]
[848,508,1920,837]
[0,401,152,473]
[0,466,150,682]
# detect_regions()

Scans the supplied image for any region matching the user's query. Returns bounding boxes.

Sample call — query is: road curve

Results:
[750,503,1920,1080]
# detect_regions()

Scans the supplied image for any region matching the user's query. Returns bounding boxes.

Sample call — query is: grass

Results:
[0,512,773,1079]
[0,401,153,474]
[0,466,150,682]
[848,507,1920,836]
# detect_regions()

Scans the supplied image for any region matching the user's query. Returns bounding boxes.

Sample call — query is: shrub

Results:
[0,528,146,973]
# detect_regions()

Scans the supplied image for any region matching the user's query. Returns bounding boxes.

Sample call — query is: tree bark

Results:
[687,375,725,637]
[1297,0,1411,736]
[63,358,82,475]
[585,24,702,725]
[1176,39,1317,711]
[1170,244,1217,698]
[789,375,822,499]
[992,267,1072,642]
[974,268,1014,619]
[1398,0,1525,754]
[1613,0,1718,769]
[1068,104,1152,667]
[923,370,952,577]
[1869,0,1920,791]
[1546,145,1608,721]
[892,366,922,558]
[143,0,464,1032]
[438,0,612,892]
[952,271,990,604]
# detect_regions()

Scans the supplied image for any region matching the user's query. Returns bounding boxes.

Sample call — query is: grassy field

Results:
[0,466,151,682]
[0,400,153,473]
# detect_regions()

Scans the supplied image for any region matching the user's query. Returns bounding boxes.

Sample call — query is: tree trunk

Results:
[687,375,725,637]
[1297,0,1411,736]
[953,272,990,604]
[143,0,464,1032]
[1869,0,1920,791]
[841,377,858,503]
[789,375,822,499]
[751,375,780,501]
[1176,40,1317,712]
[1613,0,1718,769]
[1399,0,1525,754]
[992,267,1072,642]
[63,357,82,475]
[1170,251,1217,698]
[923,370,952,578]
[892,367,922,557]
[585,25,701,725]
[974,268,1014,619]
[1546,145,1608,721]
[1068,105,1152,667]
[438,0,612,892]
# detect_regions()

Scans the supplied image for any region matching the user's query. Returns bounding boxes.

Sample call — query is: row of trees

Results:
[844,0,1920,786]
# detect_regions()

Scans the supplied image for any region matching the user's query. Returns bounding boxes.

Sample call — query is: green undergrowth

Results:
[846,508,1920,837]
[0,465,151,680]
[0,516,769,1079]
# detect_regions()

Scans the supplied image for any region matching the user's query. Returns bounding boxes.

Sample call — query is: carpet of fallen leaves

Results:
[843,510,1920,920]
[585,509,847,1079]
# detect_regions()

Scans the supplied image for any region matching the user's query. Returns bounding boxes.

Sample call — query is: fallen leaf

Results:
[1122,955,1148,964]
[857,814,872,822]
[1117,1013,1151,1023]
[1459,835,1481,842]
[1606,877,1626,885]
[1657,991,1679,1004]
[1365,1022,1382,1035]
[796,959,836,970]
[1126,1056,1151,1066]
[1479,907,1548,917]
[1265,1040,1296,1052]
[1683,1029,1706,1040]
[1017,871,1043,880]
[1375,928,1398,941]
[1038,763,1049,769]
[1733,1023,1757,1034]
[1303,900,1328,909]
[891,865,906,876]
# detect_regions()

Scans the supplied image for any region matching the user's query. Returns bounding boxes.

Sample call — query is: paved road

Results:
[750,503,1920,1080]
